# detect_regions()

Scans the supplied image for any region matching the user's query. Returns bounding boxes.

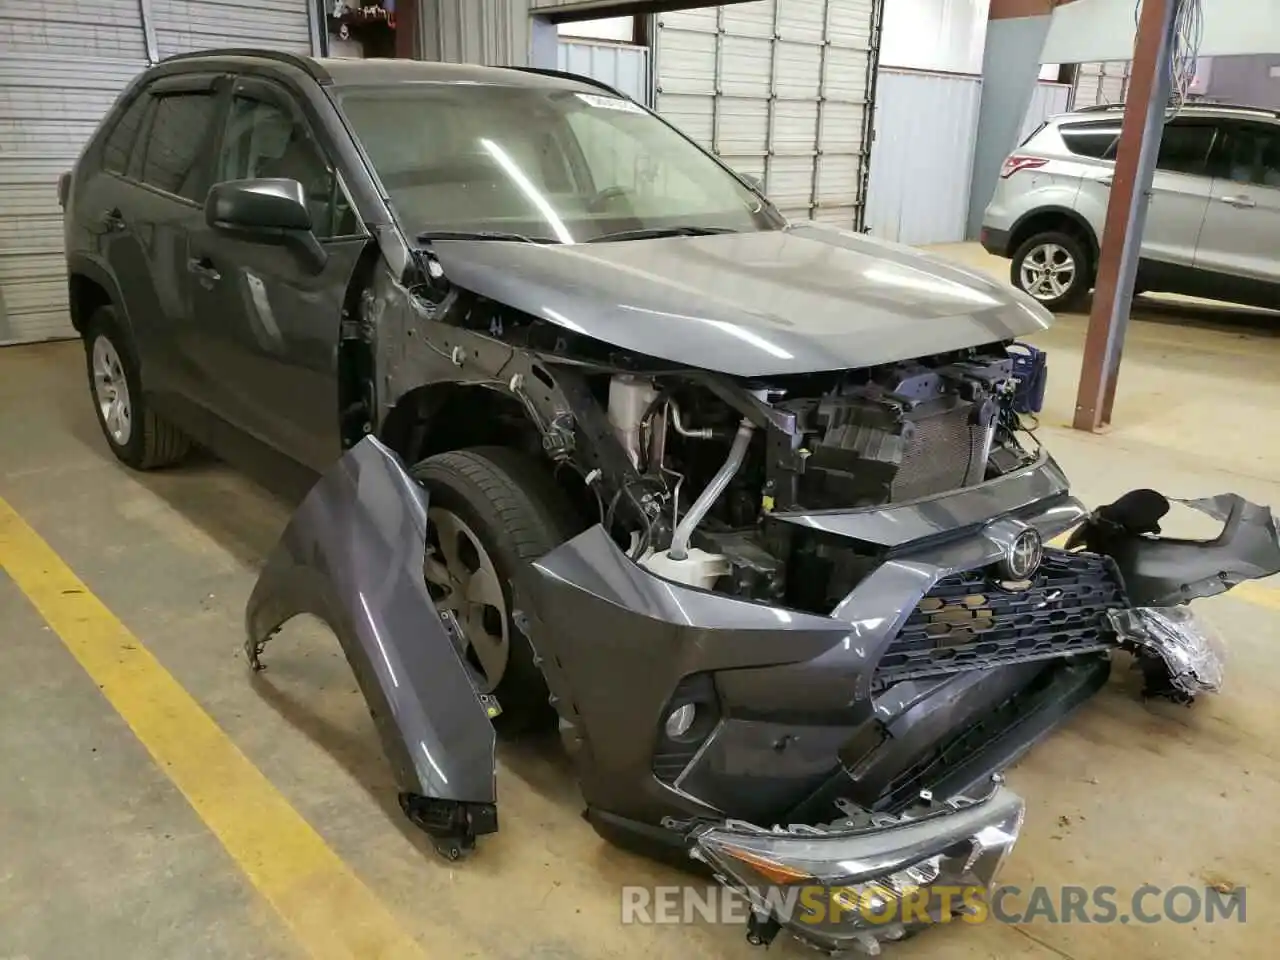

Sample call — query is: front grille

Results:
[891,405,986,502]
[874,548,1125,687]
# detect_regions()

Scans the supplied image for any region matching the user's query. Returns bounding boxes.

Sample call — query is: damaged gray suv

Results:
[63,50,1280,955]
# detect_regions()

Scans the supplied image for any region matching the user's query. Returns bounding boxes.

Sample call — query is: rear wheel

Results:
[1011,231,1091,312]
[84,306,191,469]
[409,446,580,732]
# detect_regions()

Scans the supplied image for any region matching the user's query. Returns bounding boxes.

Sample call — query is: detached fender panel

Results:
[1070,492,1280,606]
[244,436,496,806]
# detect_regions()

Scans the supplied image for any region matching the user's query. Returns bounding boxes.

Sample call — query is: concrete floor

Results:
[1,246,1278,959]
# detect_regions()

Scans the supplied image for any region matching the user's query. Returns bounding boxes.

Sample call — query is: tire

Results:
[1010,231,1091,313]
[409,446,580,733]
[84,305,191,470]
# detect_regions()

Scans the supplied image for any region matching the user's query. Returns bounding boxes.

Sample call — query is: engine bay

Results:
[587,347,1039,613]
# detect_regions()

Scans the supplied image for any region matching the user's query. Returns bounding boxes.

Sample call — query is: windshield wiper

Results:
[586,226,738,243]
[415,230,559,244]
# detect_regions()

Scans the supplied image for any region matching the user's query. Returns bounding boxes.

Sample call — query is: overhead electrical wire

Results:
[1135,0,1204,118]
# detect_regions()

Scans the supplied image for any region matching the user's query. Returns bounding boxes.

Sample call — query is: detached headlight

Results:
[691,780,1024,949]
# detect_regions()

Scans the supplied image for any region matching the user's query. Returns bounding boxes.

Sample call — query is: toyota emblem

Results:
[1000,528,1044,582]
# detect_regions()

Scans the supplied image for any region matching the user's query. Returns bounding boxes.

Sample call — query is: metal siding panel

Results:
[426,0,531,67]
[0,0,147,59]
[656,0,881,229]
[557,40,649,100]
[1020,80,1071,143]
[1,2,147,342]
[864,68,982,245]
[153,0,312,58]
[1072,60,1129,108]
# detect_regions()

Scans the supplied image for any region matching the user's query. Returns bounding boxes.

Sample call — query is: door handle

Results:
[100,208,127,232]
[186,257,221,282]
[1218,194,1257,208]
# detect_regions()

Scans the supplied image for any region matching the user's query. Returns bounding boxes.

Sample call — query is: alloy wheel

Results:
[423,506,510,691]
[91,335,133,446]
[1020,242,1077,303]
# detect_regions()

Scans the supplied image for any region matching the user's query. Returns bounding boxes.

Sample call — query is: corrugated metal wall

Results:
[1019,79,1071,142]
[151,0,312,58]
[0,0,317,346]
[0,0,148,345]
[1071,60,1129,107]
[653,0,883,229]
[418,0,532,66]
[863,68,982,245]
[558,40,650,101]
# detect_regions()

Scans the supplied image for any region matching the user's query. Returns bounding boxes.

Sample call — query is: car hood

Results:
[425,222,1053,377]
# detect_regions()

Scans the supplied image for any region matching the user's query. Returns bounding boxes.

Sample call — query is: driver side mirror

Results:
[205,178,327,272]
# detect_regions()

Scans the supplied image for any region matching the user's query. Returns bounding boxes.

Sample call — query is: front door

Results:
[183,76,369,471]
[1193,119,1280,307]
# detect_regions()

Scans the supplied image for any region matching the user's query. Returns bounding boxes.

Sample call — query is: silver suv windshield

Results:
[336,82,782,243]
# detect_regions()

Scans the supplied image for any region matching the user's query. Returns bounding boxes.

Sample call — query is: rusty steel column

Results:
[1072,0,1181,431]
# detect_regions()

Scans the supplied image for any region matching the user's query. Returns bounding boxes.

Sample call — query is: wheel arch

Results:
[66,254,132,338]
[1008,207,1100,267]
[378,380,598,537]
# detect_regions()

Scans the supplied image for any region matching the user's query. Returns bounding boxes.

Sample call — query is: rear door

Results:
[1058,116,1213,268]
[1141,118,1217,267]
[1193,119,1280,305]
[182,75,368,471]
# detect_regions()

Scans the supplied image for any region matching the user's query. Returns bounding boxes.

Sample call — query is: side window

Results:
[1059,120,1120,160]
[102,91,151,176]
[1210,123,1280,188]
[1154,121,1217,176]
[140,93,219,201]
[216,94,358,239]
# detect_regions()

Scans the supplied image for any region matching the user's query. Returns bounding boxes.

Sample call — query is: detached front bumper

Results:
[691,779,1024,955]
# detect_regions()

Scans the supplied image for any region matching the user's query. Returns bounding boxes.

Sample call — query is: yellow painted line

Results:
[1231,580,1280,612]
[0,495,427,960]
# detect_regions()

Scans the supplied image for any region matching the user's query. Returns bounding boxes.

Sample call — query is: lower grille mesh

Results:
[874,549,1124,687]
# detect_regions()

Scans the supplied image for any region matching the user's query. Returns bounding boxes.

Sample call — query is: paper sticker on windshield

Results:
[576,92,643,113]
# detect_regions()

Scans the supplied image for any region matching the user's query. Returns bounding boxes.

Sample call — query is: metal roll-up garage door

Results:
[0,0,318,345]
[152,0,314,58]
[1071,61,1130,108]
[654,0,883,229]
[0,0,148,345]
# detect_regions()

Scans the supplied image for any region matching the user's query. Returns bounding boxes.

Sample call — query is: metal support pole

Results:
[1072,0,1181,431]
[136,0,159,64]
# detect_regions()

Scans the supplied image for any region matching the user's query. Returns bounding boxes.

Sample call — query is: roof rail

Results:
[503,66,629,100]
[1073,99,1279,119]
[158,48,331,83]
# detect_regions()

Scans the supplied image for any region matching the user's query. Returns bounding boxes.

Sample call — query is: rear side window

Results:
[1155,121,1218,176]
[102,92,151,176]
[1059,120,1120,160]
[141,93,219,201]
[1209,122,1280,187]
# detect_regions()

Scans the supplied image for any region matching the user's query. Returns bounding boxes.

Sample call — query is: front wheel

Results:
[409,446,581,733]
[1011,231,1091,312]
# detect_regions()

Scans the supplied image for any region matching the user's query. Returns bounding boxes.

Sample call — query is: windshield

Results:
[336,83,783,243]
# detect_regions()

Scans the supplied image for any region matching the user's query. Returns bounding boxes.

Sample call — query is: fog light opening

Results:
[665,703,697,739]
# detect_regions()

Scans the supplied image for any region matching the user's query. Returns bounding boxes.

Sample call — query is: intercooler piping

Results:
[668,418,755,561]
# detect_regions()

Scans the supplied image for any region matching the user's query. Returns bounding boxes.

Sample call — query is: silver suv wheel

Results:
[1020,242,1076,302]
[1010,230,1089,312]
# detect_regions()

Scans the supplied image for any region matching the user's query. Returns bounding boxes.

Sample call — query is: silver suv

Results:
[981,102,1280,312]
